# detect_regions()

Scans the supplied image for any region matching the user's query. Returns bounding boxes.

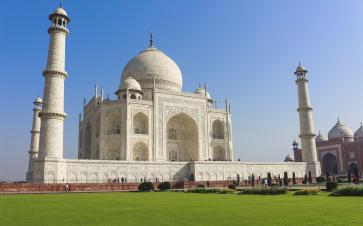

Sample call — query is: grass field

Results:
[0,192,362,226]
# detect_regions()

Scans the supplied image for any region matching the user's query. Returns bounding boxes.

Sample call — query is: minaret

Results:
[26,97,43,182]
[38,6,70,159]
[294,63,321,176]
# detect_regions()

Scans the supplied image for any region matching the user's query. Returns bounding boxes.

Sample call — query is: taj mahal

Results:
[26,6,321,183]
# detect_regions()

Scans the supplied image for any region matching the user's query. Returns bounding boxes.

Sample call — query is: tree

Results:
[303,174,308,185]
[347,170,352,183]
[292,172,296,184]
[308,171,312,184]
[267,172,272,186]
[316,176,325,189]
[283,172,288,186]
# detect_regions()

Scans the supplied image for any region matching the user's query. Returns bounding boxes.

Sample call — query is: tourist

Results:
[65,184,69,192]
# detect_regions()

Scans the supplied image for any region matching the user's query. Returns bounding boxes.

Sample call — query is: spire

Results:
[94,81,98,97]
[101,88,104,101]
[59,0,62,8]
[149,32,154,48]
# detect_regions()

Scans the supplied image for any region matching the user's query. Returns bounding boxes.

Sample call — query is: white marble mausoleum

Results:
[26,6,320,183]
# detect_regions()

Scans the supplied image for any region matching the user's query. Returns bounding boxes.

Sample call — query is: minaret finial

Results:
[94,81,98,97]
[59,0,62,8]
[149,32,154,47]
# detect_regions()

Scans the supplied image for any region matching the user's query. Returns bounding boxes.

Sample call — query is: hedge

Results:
[157,182,171,191]
[294,188,320,195]
[238,187,288,195]
[330,186,363,196]
[138,182,154,192]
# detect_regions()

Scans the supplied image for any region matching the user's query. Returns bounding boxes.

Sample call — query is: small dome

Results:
[284,154,294,162]
[52,7,68,17]
[34,97,43,104]
[295,62,307,74]
[119,77,142,92]
[121,45,182,92]
[316,131,328,142]
[328,119,354,140]
[354,123,363,140]
[194,87,211,99]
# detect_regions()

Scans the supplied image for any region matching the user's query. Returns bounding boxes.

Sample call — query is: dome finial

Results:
[59,0,62,8]
[149,32,154,47]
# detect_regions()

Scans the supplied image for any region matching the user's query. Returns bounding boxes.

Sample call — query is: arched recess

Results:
[133,142,148,161]
[167,113,198,161]
[349,162,359,177]
[95,116,101,138]
[212,120,224,139]
[106,112,121,135]
[106,146,120,160]
[213,145,225,161]
[85,122,92,159]
[322,153,338,175]
[133,112,148,134]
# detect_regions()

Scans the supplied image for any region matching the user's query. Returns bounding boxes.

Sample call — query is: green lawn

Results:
[0,192,362,226]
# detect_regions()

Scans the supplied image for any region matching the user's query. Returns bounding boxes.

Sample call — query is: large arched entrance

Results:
[166,113,198,161]
[322,153,338,175]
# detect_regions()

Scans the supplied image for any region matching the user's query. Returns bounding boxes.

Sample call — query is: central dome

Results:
[121,45,182,92]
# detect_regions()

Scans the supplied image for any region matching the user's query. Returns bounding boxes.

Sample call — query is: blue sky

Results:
[1,0,363,181]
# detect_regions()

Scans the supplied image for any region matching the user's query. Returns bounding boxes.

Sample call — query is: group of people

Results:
[112,177,128,183]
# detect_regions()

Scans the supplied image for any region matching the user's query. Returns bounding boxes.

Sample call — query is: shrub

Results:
[185,188,220,194]
[283,172,288,186]
[294,188,320,195]
[138,182,154,192]
[196,184,205,188]
[228,184,236,190]
[347,170,352,183]
[172,181,184,189]
[216,189,235,194]
[326,181,338,191]
[267,173,272,186]
[292,172,296,184]
[157,182,171,191]
[308,171,312,184]
[330,186,363,196]
[316,176,325,184]
[303,174,308,184]
[238,187,288,195]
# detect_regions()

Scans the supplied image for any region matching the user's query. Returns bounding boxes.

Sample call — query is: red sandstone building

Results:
[293,119,362,177]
